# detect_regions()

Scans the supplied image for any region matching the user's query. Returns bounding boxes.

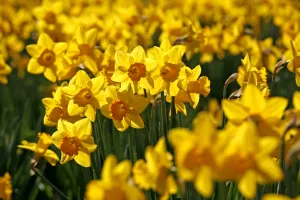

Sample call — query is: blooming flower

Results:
[62,70,105,122]
[26,33,68,82]
[42,83,79,126]
[18,133,59,166]
[169,112,218,197]
[111,45,158,94]
[0,172,12,200]
[150,39,186,96]
[222,84,288,137]
[99,86,148,132]
[217,121,283,199]
[85,155,145,200]
[52,118,97,167]
[133,138,177,200]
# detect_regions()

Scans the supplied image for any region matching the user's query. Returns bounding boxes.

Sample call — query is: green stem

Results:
[32,167,69,200]
[170,96,176,130]
[277,130,287,194]
[160,91,170,150]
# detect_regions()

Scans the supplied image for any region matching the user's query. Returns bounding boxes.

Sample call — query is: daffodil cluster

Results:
[3,0,300,200]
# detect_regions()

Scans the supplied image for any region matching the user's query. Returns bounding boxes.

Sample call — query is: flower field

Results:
[1,0,300,199]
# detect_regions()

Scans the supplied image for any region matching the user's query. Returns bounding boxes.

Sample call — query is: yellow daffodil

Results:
[18,133,59,166]
[111,45,158,94]
[150,39,186,96]
[42,83,80,126]
[0,55,12,84]
[85,155,145,200]
[66,27,101,75]
[222,84,288,137]
[217,121,283,199]
[62,70,104,122]
[52,118,97,167]
[0,172,12,200]
[169,112,218,197]
[133,138,177,200]
[96,45,123,87]
[288,40,300,86]
[237,54,270,97]
[26,33,68,82]
[263,194,300,200]
[99,86,148,132]
[169,65,210,114]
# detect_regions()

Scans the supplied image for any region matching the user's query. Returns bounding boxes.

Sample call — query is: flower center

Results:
[104,186,126,200]
[128,63,147,81]
[44,12,57,24]
[79,44,94,56]
[160,63,180,82]
[74,88,93,106]
[109,100,129,121]
[187,78,210,96]
[60,136,80,156]
[38,49,56,67]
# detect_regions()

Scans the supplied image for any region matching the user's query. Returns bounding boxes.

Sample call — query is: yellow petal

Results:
[262,97,288,120]
[60,153,74,164]
[115,50,130,68]
[44,68,57,82]
[38,33,54,49]
[85,104,96,122]
[86,28,98,46]
[190,65,201,81]
[26,45,39,57]
[83,57,98,75]
[221,100,249,123]
[91,76,104,94]
[68,99,86,116]
[81,136,97,153]
[54,42,68,55]
[127,113,144,129]
[238,170,257,199]
[113,118,129,132]
[113,160,132,181]
[160,39,172,51]
[43,150,59,166]
[131,46,145,63]
[241,84,266,115]
[194,166,213,198]
[74,148,91,167]
[294,91,300,111]
[256,157,283,182]
[27,59,44,74]
[154,47,165,67]
[102,155,117,181]
[75,118,92,137]
[52,130,65,147]
[57,119,74,137]
[129,95,149,114]
[145,58,158,72]
[74,70,92,88]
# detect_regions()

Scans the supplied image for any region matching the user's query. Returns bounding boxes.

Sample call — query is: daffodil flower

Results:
[111,45,158,94]
[222,84,288,137]
[85,155,145,200]
[99,86,148,132]
[133,138,177,200]
[52,118,97,167]
[26,33,68,82]
[150,39,186,96]
[18,133,59,166]
[62,70,105,122]
[0,172,12,200]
